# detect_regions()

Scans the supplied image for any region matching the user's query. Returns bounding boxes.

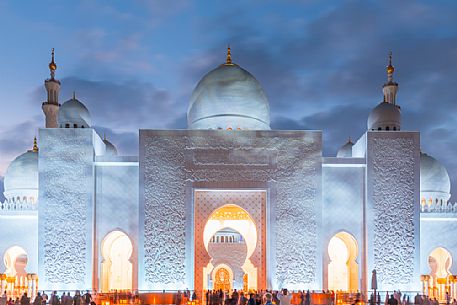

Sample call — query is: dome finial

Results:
[225,45,233,65]
[386,50,394,75]
[49,48,57,79]
[32,136,39,153]
[73,91,76,100]
[103,132,106,141]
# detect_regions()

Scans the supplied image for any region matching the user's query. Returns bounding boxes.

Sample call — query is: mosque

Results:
[1,48,456,300]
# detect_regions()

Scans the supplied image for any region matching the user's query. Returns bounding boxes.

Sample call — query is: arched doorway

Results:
[4,246,28,298]
[429,247,452,279]
[212,264,233,291]
[428,247,452,300]
[327,232,358,292]
[4,246,27,277]
[208,228,247,290]
[101,231,133,292]
[203,204,258,291]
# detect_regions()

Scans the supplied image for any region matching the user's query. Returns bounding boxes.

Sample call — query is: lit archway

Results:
[328,232,358,292]
[203,204,258,291]
[4,246,27,277]
[212,264,233,292]
[429,247,452,279]
[101,230,133,292]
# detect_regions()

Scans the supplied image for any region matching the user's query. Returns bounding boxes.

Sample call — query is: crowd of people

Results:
[0,290,93,305]
[1,289,456,305]
[179,289,311,305]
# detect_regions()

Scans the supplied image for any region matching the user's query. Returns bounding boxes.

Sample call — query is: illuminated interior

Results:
[328,232,358,292]
[212,264,233,291]
[429,247,452,279]
[3,246,27,277]
[203,204,258,290]
[101,230,133,291]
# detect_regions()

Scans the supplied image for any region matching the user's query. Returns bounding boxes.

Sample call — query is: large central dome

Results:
[187,49,270,130]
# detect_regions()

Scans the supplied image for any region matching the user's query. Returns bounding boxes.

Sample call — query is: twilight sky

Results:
[0,1,456,201]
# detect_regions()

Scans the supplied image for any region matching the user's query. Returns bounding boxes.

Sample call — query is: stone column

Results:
[31,274,38,300]
[27,274,32,299]
[0,274,5,295]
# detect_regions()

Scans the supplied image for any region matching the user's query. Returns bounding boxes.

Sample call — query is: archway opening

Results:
[328,232,358,292]
[208,228,247,291]
[429,247,452,279]
[203,204,257,291]
[212,264,233,292]
[428,247,453,301]
[4,246,27,277]
[101,230,133,292]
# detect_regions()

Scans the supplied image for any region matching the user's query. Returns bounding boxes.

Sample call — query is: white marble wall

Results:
[420,215,457,275]
[38,128,96,290]
[365,131,421,291]
[94,157,139,290]
[139,130,322,291]
[0,214,38,274]
[322,159,365,290]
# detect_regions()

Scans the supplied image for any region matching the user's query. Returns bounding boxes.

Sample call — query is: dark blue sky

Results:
[0,1,456,200]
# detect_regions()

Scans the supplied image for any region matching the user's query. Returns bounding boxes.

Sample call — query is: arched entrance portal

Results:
[428,247,452,300]
[203,204,258,291]
[101,231,133,292]
[3,246,30,298]
[429,247,452,279]
[4,246,27,277]
[327,232,358,292]
[212,264,233,291]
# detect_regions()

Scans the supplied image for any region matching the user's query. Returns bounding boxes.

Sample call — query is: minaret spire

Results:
[49,48,57,79]
[32,136,39,152]
[42,48,61,128]
[225,45,233,65]
[383,51,398,104]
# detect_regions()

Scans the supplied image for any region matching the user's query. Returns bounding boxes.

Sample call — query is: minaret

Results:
[42,48,61,128]
[382,51,398,104]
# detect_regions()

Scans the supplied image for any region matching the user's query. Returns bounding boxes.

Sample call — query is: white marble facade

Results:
[0,49,456,295]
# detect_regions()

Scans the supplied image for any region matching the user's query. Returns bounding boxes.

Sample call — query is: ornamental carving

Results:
[371,137,416,286]
[39,132,92,286]
[141,130,322,288]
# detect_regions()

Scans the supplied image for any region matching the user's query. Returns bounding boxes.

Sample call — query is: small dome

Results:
[420,152,451,203]
[337,140,354,158]
[103,139,118,156]
[3,150,38,203]
[367,102,401,131]
[187,63,270,130]
[58,96,91,128]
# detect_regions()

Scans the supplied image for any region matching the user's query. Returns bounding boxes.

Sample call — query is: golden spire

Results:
[386,51,394,74]
[32,137,39,153]
[225,45,233,65]
[49,48,57,72]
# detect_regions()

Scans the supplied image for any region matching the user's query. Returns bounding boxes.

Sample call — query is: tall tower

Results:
[382,51,398,104]
[42,48,60,128]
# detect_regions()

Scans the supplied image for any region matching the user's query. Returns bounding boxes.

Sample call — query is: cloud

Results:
[31,77,185,132]
[2,1,457,202]
[0,116,42,176]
